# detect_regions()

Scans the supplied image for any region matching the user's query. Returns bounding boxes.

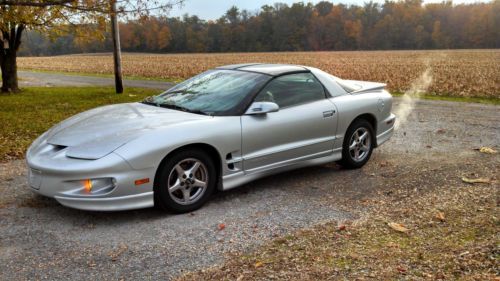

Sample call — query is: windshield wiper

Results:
[159,103,211,116]
[141,96,160,106]
[142,97,210,116]
[142,100,159,106]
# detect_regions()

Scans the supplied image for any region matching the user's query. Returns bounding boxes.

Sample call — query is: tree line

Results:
[19,0,500,56]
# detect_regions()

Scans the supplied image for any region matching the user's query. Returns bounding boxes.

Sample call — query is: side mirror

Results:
[245,102,279,115]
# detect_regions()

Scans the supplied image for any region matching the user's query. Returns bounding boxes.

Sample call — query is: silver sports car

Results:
[27,63,395,212]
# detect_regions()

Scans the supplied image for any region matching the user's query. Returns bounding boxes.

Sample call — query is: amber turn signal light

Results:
[135,178,150,186]
[83,179,93,192]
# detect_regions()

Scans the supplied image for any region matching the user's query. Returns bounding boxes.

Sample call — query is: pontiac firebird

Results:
[27,64,396,212]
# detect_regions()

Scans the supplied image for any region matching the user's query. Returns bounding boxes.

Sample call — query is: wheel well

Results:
[154,143,222,192]
[352,113,377,145]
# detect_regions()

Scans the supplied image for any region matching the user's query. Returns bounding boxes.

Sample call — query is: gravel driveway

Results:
[1,95,499,280]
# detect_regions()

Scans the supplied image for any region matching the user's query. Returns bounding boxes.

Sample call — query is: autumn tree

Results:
[0,0,183,93]
[11,1,500,59]
[120,16,171,52]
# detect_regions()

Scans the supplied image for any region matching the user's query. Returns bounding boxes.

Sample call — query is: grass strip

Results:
[0,87,160,162]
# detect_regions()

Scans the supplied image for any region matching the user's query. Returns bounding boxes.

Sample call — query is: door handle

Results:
[323,110,335,118]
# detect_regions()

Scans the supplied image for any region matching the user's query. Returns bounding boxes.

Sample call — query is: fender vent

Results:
[226,153,235,170]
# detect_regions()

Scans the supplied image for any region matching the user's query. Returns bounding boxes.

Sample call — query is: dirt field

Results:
[18,50,500,98]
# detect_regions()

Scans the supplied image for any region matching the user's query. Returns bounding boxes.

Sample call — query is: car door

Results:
[241,72,338,174]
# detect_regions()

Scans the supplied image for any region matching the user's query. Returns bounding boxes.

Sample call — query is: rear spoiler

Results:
[342,79,386,94]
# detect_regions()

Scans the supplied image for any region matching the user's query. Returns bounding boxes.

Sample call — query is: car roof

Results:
[216,63,308,76]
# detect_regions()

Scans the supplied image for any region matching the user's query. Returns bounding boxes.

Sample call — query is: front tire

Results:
[338,119,374,169]
[154,149,216,213]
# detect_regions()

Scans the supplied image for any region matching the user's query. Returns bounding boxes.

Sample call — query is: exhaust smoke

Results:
[394,67,433,129]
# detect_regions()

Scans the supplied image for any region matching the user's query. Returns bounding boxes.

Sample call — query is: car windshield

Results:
[143,69,270,115]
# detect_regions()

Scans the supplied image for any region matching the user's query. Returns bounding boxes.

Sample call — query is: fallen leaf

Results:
[217,223,226,230]
[478,147,497,154]
[338,225,346,231]
[461,177,491,184]
[397,266,407,273]
[254,261,263,268]
[386,242,399,248]
[388,222,409,233]
[459,251,470,256]
[108,244,128,261]
[436,129,446,134]
[435,211,445,222]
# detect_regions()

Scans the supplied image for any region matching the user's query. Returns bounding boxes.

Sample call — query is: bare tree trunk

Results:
[1,50,19,92]
[110,0,123,94]
[0,24,24,93]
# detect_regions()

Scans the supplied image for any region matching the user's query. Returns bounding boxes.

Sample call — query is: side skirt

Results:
[221,148,342,191]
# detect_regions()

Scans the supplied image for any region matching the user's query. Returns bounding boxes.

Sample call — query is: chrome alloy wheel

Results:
[167,158,208,205]
[349,127,371,162]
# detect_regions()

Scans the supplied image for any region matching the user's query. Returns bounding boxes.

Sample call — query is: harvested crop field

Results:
[19,50,499,98]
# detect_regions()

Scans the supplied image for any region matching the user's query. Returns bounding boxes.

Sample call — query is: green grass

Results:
[0,87,161,161]
[19,68,183,83]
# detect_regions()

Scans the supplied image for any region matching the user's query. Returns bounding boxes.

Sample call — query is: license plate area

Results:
[29,168,42,190]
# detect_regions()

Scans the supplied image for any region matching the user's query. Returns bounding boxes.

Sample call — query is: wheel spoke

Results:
[361,144,369,152]
[349,141,357,151]
[182,188,191,202]
[188,161,201,175]
[169,179,182,192]
[174,164,184,176]
[193,179,207,188]
[354,149,360,159]
[359,131,368,142]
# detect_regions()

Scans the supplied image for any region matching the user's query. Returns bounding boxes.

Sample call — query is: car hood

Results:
[46,102,211,160]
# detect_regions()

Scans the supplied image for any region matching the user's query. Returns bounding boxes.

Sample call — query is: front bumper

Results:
[55,192,154,211]
[27,147,156,211]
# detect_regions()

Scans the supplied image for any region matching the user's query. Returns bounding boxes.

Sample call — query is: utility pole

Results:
[110,0,123,94]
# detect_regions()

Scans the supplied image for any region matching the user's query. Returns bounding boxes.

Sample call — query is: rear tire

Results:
[154,149,216,213]
[338,119,374,169]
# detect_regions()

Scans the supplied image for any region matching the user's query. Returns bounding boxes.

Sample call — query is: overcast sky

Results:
[169,0,489,20]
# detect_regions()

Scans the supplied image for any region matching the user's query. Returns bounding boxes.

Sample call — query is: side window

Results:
[254,73,326,108]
